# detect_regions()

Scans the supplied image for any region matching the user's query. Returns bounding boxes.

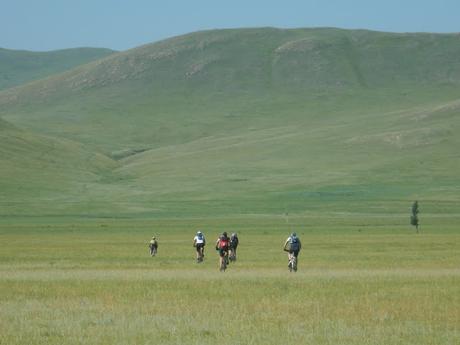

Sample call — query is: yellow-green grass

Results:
[1,217,459,344]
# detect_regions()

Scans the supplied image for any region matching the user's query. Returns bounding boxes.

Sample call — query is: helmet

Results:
[152,236,156,240]
[223,231,228,237]
[291,232,297,237]
[231,233,237,237]
[197,231,202,235]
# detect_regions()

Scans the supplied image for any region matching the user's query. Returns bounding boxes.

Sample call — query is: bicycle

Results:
[220,251,229,272]
[229,247,237,262]
[196,245,205,263]
[288,252,297,272]
[284,247,298,272]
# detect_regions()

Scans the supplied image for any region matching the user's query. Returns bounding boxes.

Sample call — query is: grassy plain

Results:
[1,216,459,345]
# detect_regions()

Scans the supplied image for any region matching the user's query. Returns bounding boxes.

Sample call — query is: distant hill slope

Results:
[0,117,118,216]
[1,28,460,151]
[2,28,460,101]
[0,47,115,90]
[0,28,459,217]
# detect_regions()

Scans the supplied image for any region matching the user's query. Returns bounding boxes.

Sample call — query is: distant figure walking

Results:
[229,232,239,262]
[193,231,206,263]
[149,236,158,256]
[283,232,301,272]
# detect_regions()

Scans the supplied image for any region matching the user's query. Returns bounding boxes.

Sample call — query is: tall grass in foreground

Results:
[0,217,459,344]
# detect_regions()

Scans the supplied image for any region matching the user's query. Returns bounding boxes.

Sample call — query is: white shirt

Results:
[194,235,205,244]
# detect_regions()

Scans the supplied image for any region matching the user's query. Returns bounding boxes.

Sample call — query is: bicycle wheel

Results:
[220,256,227,272]
[288,254,293,272]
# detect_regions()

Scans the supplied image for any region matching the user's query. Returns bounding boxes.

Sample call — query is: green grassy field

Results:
[1,216,459,345]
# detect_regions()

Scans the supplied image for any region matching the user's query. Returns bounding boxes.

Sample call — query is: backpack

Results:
[289,237,300,251]
[218,236,229,249]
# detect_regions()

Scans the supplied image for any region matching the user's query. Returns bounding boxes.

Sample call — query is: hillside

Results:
[1,28,460,151]
[0,47,115,91]
[0,117,118,216]
[0,28,459,217]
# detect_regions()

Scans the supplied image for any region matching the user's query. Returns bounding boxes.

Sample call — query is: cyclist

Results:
[149,236,158,256]
[229,232,239,262]
[215,232,230,271]
[193,231,206,263]
[283,232,301,271]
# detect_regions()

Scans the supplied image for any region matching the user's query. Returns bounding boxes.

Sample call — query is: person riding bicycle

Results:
[215,232,230,270]
[193,231,206,262]
[149,236,158,256]
[283,232,301,271]
[229,232,239,262]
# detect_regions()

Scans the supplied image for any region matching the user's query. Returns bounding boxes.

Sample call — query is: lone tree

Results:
[410,201,420,233]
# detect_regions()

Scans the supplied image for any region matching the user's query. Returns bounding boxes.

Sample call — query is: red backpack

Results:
[218,236,229,249]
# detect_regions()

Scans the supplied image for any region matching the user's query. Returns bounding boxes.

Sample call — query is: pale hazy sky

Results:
[2,0,459,51]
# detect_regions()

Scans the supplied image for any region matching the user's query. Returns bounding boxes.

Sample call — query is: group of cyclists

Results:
[148,231,301,272]
[192,231,239,271]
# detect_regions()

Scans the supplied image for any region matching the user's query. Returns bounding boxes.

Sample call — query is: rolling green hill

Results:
[0,47,115,91]
[1,28,459,217]
[0,117,118,216]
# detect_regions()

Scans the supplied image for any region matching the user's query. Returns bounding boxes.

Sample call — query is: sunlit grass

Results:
[1,217,459,344]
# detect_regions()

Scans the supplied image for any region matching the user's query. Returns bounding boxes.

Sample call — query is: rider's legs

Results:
[291,250,299,271]
[229,247,237,261]
[218,249,227,270]
[196,244,204,262]
[287,252,293,266]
